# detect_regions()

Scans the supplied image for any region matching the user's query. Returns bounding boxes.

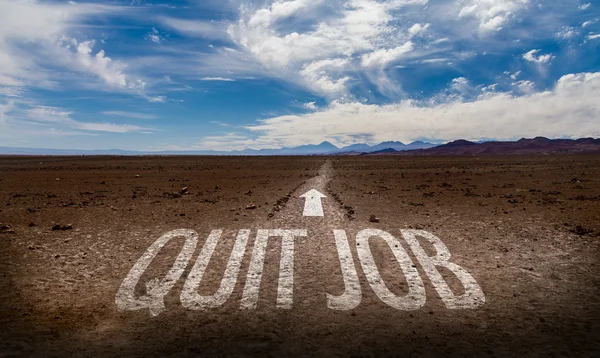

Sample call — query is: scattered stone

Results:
[369,215,380,223]
[245,190,253,196]
[0,224,12,231]
[246,204,257,210]
[179,187,189,195]
[28,222,36,227]
[55,178,60,181]
[52,224,73,231]
[164,192,181,199]
[572,225,593,236]
[135,175,140,178]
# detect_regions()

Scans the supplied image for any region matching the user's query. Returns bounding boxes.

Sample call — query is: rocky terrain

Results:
[0,155,598,356]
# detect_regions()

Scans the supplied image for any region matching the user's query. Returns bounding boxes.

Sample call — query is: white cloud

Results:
[196,71,600,149]
[361,42,414,67]
[0,101,15,125]
[582,19,597,28]
[556,26,577,39]
[68,39,135,88]
[158,17,229,40]
[458,0,529,32]
[579,3,591,10]
[299,58,351,93]
[0,0,155,101]
[200,77,236,81]
[147,96,166,103]
[146,28,164,44]
[588,33,600,40]
[23,106,152,133]
[408,23,430,36]
[0,1,127,88]
[523,49,554,64]
[513,80,535,93]
[0,87,26,98]
[304,101,317,110]
[227,0,430,95]
[451,77,469,91]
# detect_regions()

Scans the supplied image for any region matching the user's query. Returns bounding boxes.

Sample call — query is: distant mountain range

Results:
[0,140,435,156]
[387,137,600,155]
[1,137,599,156]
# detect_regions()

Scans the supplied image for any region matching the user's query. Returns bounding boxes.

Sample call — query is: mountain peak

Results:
[444,139,477,147]
[318,141,337,148]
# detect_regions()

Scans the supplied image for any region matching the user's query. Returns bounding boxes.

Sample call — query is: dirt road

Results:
[0,155,598,356]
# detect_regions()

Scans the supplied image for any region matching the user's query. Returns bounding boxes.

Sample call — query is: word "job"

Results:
[116,229,485,317]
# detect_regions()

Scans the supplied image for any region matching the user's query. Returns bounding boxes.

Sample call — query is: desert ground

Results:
[0,155,599,357]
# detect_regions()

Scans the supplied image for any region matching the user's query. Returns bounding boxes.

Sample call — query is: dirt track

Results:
[0,155,599,357]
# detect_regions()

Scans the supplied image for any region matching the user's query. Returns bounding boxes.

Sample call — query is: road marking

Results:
[327,230,362,310]
[300,189,326,217]
[115,229,198,317]
[402,229,485,309]
[181,230,250,310]
[356,229,426,310]
[241,229,307,309]
[116,228,483,316]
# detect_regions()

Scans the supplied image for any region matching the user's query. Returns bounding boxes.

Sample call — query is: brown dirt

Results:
[0,155,598,357]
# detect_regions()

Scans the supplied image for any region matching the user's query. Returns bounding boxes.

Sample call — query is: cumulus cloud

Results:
[408,23,430,36]
[226,0,429,95]
[523,49,554,64]
[0,0,159,104]
[304,102,318,110]
[458,0,529,32]
[0,1,126,88]
[299,58,351,93]
[196,72,600,149]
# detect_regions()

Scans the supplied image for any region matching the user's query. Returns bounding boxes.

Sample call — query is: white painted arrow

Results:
[300,189,327,217]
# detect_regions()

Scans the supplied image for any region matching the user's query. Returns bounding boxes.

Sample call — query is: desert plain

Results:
[0,155,599,356]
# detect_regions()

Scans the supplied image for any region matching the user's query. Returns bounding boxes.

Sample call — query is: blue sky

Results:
[0,0,599,151]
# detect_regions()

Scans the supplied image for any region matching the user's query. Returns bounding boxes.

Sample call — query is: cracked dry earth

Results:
[0,155,599,357]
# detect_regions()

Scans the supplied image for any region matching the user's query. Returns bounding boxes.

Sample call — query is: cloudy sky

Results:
[1,0,599,150]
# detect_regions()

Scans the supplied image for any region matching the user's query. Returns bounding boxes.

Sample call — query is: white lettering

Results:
[402,229,485,309]
[115,229,198,317]
[327,230,361,310]
[356,229,426,310]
